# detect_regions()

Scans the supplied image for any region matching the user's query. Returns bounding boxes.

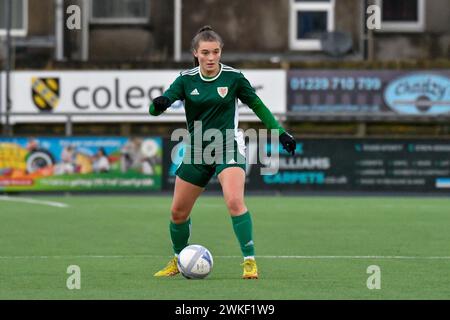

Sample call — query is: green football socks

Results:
[170,213,255,258]
[231,211,255,258]
[170,217,191,255]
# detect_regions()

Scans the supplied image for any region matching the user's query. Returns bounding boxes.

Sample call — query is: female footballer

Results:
[150,26,296,279]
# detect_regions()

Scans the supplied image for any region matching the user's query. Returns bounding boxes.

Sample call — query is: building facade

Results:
[1,0,448,66]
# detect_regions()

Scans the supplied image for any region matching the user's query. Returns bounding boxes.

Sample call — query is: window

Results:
[377,0,425,32]
[91,0,149,24]
[290,0,335,50]
[0,0,27,36]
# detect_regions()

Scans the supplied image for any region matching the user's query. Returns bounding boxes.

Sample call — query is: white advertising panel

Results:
[1,70,286,123]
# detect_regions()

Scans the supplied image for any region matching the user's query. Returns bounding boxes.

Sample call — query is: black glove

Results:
[279,132,296,156]
[153,96,171,112]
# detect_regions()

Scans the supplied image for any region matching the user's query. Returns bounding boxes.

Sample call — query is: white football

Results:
[177,245,213,279]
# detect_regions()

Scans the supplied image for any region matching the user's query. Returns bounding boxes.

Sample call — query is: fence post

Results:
[66,115,73,136]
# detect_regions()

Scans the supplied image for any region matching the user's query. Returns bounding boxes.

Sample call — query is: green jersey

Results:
[150,63,285,153]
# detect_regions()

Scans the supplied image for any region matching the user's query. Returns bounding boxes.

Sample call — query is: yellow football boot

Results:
[242,259,258,279]
[154,256,180,277]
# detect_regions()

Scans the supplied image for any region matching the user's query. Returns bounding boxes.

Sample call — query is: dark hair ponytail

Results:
[197,25,213,34]
[191,25,224,67]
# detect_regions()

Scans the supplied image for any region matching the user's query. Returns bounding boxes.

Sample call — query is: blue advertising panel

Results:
[288,70,450,116]
[246,139,450,192]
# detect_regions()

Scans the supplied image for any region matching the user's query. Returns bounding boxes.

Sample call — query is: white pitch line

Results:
[0,196,69,208]
[0,255,449,260]
[250,255,450,260]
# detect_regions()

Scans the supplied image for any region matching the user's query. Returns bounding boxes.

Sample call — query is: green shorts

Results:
[175,144,246,188]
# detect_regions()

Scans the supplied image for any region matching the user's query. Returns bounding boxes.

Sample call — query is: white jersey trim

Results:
[234,98,246,158]
[222,65,241,73]
[181,67,200,76]
[199,63,223,82]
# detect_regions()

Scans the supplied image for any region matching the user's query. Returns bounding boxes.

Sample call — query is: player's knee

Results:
[170,205,190,223]
[171,213,189,224]
[225,197,246,215]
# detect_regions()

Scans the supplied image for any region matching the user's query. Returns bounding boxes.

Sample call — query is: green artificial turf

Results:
[1,195,449,299]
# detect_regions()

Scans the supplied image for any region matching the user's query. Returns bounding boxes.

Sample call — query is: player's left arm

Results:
[237,74,284,134]
[237,74,296,155]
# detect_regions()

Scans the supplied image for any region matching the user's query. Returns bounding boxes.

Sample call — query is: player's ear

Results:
[193,50,198,58]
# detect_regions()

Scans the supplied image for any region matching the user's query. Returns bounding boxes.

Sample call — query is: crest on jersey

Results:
[31,77,60,112]
[217,87,228,98]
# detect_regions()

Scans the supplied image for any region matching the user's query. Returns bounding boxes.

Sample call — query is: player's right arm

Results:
[149,75,185,116]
